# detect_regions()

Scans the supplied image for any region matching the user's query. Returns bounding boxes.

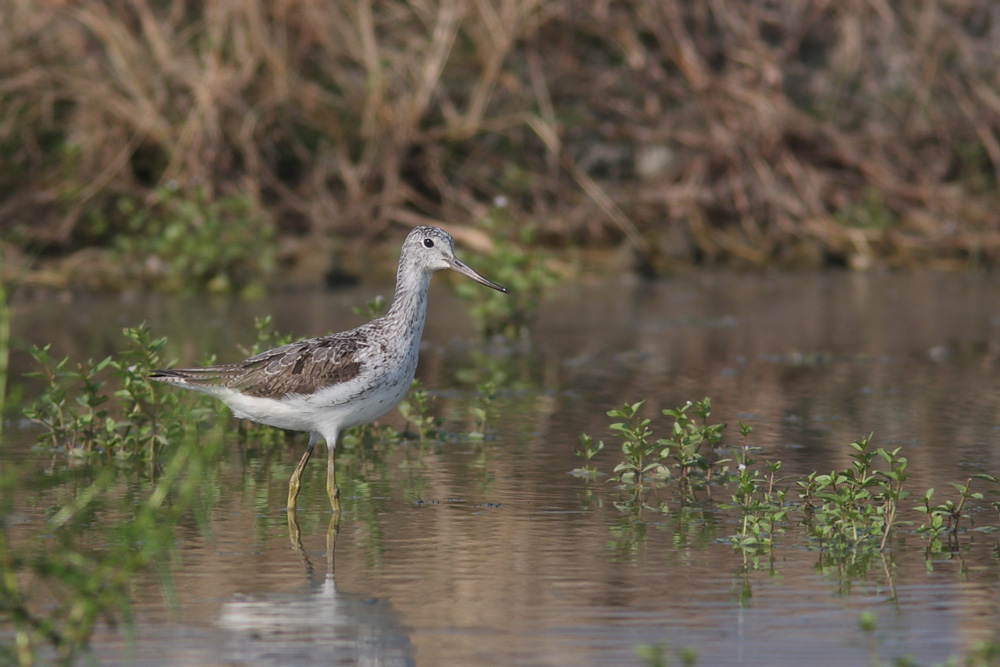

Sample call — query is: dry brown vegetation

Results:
[2,0,1000,286]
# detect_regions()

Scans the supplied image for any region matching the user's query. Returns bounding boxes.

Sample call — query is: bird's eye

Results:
[423,238,434,248]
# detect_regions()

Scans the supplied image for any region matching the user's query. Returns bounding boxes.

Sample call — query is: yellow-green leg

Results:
[326,442,340,513]
[287,434,318,510]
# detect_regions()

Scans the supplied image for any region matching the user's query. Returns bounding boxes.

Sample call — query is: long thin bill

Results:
[447,257,510,293]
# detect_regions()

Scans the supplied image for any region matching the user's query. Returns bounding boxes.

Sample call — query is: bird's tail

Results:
[150,368,229,394]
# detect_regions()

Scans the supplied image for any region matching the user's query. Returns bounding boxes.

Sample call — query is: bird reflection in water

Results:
[217,511,413,666]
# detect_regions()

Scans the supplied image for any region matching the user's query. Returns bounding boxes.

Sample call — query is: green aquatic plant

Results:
[339,421,401,454]
[916,474,999,552]
[579,397,1000,560]
[730,433,911,555]
[582,398,728,507]
[960,640,1000,667]
[605,401,664,496]
[397,379,441,447]
[722,422,788,552]
[0,418,226,665]
[24,325,185,459]
[635,641,699,667]
[658,398,726,499]
[858,611,1000,667]
[453,205,558,338]
[24,345,110,454]
[572,433,605,478]
[468,378,500,441]
[803,435,909,553]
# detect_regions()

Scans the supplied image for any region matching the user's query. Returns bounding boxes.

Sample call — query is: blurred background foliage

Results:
[2,0,999,291]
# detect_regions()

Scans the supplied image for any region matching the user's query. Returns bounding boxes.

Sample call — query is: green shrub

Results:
[91,185,275,295]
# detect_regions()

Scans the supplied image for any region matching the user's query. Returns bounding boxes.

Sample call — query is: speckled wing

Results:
[229,337,364,399]
[152,335,364,400]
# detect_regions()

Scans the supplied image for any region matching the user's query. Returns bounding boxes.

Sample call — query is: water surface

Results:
[6,271,1000,665]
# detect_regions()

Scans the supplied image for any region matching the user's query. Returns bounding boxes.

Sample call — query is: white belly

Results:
[221,349,419,436]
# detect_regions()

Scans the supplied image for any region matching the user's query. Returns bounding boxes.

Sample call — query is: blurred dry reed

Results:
[1,0,999,283]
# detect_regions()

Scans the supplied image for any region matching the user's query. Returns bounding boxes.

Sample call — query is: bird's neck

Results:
[383,264,432,344]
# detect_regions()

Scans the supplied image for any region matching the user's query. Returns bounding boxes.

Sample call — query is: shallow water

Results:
[5,271,1000,665]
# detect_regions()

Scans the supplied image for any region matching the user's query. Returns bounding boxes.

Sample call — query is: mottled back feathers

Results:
[151,334,365,400]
